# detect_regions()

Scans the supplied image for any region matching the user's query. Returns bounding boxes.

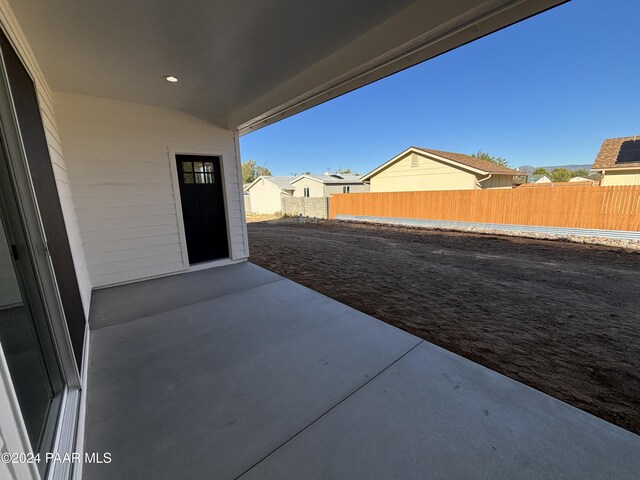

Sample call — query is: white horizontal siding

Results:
[78,214,178,232]
[51,161,70,183]
[67,159,171,174]
[70,172,172,185]
[0,0,92,315]
[71,183,176,196]
[72,194,176,208]
[91,261,187,288]
[81,224,180,244]
[75,204,177,221]
[87,243,182,266]
[82,234,181,255]
[54,92,248,287]
[88,252,184,277]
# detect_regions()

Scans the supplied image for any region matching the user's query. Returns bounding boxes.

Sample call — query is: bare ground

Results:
[247,220,640,435]
[245,213,284,223]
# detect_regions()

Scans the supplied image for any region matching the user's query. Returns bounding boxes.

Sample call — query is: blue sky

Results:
[240,0,639,175]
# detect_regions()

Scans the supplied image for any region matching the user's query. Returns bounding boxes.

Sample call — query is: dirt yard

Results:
[245,213,284,223]
[247,220,640,434]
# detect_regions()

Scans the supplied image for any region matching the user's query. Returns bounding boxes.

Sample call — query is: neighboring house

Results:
[290,174,369,197]
[361,147,521,192]
[244,174,368,215]
[244,176,296,214]
[568,176,595,183]
[529,174,552,183]
[592,136,640,186]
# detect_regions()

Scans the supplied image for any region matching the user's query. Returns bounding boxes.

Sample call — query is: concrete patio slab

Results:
[241,341,640,480]
[89,261,281,329]
[83,263,640,480]
[84,264,420,480]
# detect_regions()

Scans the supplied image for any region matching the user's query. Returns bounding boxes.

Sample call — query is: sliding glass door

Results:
[0,138,63,472]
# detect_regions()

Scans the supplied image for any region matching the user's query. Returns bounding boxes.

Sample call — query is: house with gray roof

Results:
[528,174,552,183]
[290,173,369,198]
[244,173,369,215]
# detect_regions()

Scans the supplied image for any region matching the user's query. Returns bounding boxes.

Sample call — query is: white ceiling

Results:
[8,0,565,131]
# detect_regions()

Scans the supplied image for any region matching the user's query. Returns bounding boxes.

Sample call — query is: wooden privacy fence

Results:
[519,181,600,187]
[329,185,640,232]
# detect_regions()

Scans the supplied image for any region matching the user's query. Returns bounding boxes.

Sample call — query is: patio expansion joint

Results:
[234,339,425,479]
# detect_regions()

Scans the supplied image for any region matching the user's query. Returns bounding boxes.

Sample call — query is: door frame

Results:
[0,24,81,479]
[168,146,233,269]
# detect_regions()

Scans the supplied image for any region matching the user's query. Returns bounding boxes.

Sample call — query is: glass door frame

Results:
[0,29,82,479]
[0,145,65,470]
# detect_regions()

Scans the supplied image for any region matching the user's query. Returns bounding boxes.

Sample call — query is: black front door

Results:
[176,155,229,263]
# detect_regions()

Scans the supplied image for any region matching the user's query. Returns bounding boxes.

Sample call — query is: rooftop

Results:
[528,174,551,182]
[414,147,522,175]
[244,176,297,191]
[292,174,365,185]
[263,176,298,190]
[362,147,522,181]
[592,136,640,170]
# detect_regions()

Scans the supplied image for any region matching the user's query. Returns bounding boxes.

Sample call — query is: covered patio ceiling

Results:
[9,0,566,133]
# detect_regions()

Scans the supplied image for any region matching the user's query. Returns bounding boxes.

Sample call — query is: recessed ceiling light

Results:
[163,75,179,83]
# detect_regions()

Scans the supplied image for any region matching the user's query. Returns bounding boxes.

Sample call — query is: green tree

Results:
[242,160,271,184]
[335,167,354,174]
[255,165,271,177]
[532,167,549,175]
[242,160,257,184]
[571,168,590,178]
[471,151,510,168]
[550,167,572,182]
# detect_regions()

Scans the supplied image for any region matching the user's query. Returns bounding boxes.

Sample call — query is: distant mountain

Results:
[516,163,592,173]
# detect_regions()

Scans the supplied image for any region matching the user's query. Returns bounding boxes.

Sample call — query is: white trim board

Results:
[71,327,90,480]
